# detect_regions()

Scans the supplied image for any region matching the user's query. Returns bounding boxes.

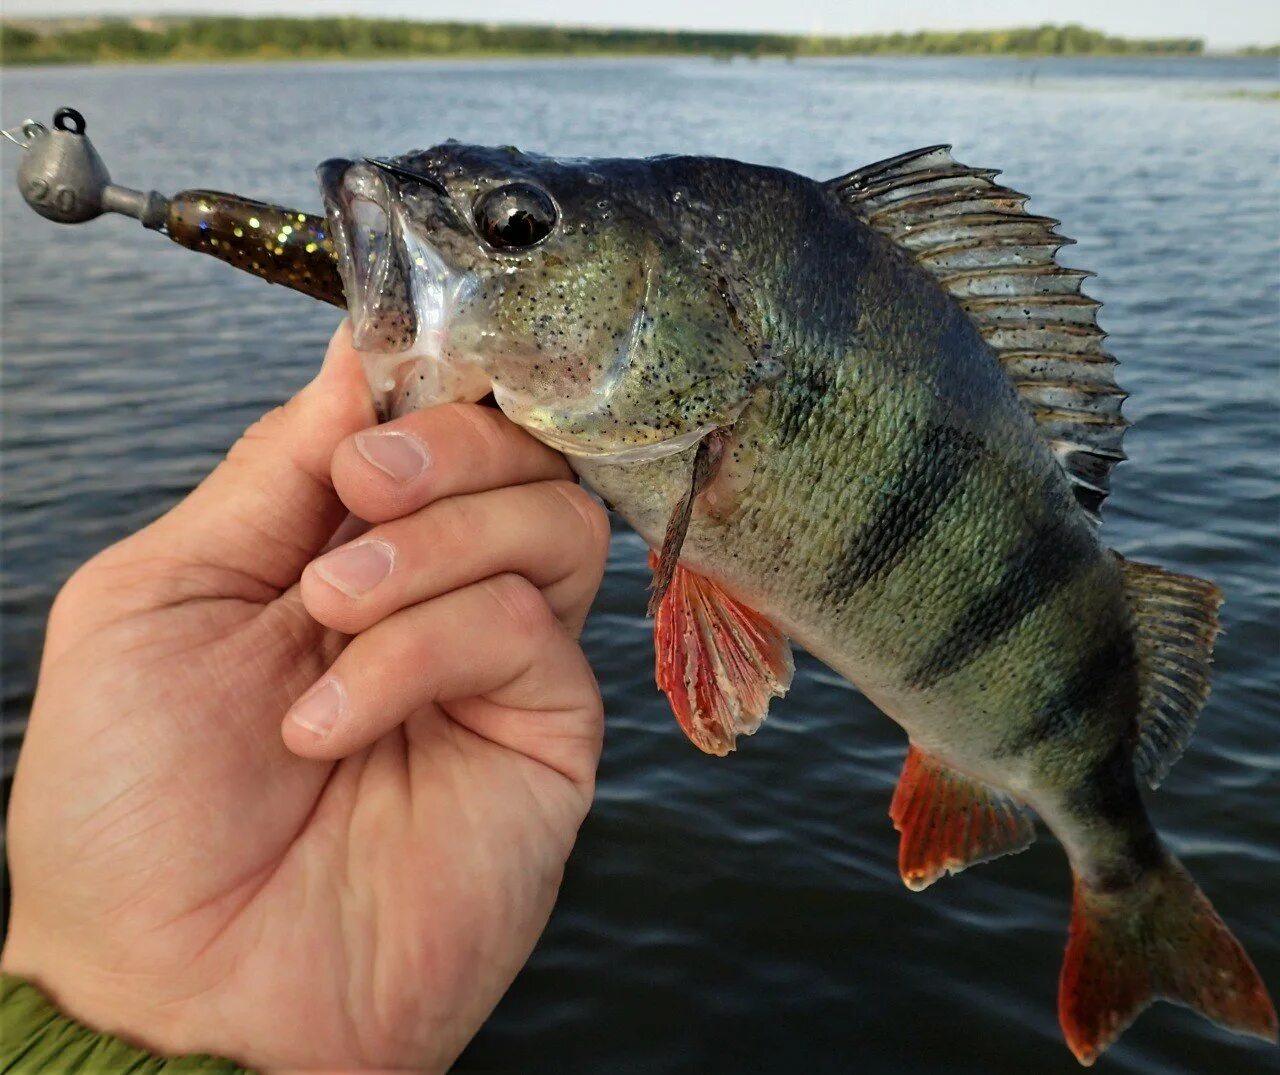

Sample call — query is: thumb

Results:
[145,320,376,593]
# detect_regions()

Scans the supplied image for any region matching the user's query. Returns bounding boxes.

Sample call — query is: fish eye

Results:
[474,183,557,250]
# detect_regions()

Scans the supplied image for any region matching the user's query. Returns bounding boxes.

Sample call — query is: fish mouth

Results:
[318,156,486,417]
[319,157,420,354]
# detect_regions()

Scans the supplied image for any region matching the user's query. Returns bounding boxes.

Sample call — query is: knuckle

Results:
[546,481,611,560]
[428,493,484,559]
[220,405,302,486]
[442,402,514,467]
[49,561,98,623]
[47,543,168,630]
[232,405,290,461]
[483,572,554,639]
[54,539,133,606]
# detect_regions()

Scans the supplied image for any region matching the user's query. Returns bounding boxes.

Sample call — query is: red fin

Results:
[889,745,1036,891]
[1060,854,1277,1066]
[650,553,792,756]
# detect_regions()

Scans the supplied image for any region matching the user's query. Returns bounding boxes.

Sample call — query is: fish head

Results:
[319,145,776,460]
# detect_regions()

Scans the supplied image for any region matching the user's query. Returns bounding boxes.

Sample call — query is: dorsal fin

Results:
[828,145,1127,524]
[1119,558,1222,788]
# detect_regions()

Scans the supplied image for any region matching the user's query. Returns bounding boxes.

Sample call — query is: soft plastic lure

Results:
[8,108,342,306]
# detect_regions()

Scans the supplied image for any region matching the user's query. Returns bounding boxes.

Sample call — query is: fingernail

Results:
[356,430,429,481]
[313,539,395,597]
[288,677,345,738]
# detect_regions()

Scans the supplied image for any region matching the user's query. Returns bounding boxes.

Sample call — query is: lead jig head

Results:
[9,107,168,228]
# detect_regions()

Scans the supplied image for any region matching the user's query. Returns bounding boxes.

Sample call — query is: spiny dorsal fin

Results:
[828,145,1127,524]
[1120,558,1223,788]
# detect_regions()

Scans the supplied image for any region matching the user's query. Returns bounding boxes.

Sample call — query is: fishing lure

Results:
[8,108,341,305]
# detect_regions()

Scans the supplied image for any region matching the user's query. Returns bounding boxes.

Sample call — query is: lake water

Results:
[2,55,1277,1073]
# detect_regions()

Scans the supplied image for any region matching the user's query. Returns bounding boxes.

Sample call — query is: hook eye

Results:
[2,120,46,150]
[53,107,86,135]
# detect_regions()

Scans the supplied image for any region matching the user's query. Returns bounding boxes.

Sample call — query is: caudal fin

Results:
[1059,853,1276,1065]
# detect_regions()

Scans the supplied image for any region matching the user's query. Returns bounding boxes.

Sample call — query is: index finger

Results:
[332,401,574,524]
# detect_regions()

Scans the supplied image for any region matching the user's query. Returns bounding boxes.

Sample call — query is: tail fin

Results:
[1059,852,1276,1065]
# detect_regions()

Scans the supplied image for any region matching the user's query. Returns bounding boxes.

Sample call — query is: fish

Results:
[311,143,1277,1065]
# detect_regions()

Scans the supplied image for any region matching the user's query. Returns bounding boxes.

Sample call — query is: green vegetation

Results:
[1238,44,1280,57]
[1220,89,1280,101]
[0,18,1212,66]
[800,25,1204,57]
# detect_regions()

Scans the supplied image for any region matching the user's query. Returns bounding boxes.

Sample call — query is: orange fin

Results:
[650,553,792,756]
[1060,853,1277,1066]
[890,744,1036,891]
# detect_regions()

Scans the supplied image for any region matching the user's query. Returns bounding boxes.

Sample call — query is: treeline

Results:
[0,18,1209,66]
[802,25,1204,56]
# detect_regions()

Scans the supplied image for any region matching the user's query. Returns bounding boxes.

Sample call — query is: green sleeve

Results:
[0,974,253,1074]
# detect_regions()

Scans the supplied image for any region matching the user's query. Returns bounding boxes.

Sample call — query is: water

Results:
[2,56,1277,1073]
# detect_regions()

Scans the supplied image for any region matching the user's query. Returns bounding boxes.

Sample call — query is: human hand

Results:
[1,322,610,1072]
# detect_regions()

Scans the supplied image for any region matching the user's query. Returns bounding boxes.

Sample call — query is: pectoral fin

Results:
[650,554,792,756]
[890,744,1036,890]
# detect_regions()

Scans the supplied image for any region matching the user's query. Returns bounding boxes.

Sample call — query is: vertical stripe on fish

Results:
[904,487,1095,690]
[995,620,1136,759]
[824,421,984,598]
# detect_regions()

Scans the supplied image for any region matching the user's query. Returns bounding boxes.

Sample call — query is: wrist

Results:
[0,972,252,1073]
[1,924,231,1069]
[2,922,156,1049]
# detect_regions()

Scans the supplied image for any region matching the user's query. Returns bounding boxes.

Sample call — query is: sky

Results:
[6,0,1279,50]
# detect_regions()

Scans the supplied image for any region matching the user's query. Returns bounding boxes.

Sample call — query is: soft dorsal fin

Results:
[1120,558,1223,788]
[828,145,1127,524]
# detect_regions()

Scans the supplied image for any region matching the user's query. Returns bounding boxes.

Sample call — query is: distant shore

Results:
[4,17,1272,68]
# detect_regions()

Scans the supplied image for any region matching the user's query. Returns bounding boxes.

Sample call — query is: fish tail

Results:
[1059,847,1276,1065]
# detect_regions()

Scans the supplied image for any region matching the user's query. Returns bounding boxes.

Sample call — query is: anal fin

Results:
[890,744,1036,891]
[650,553,792,756]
